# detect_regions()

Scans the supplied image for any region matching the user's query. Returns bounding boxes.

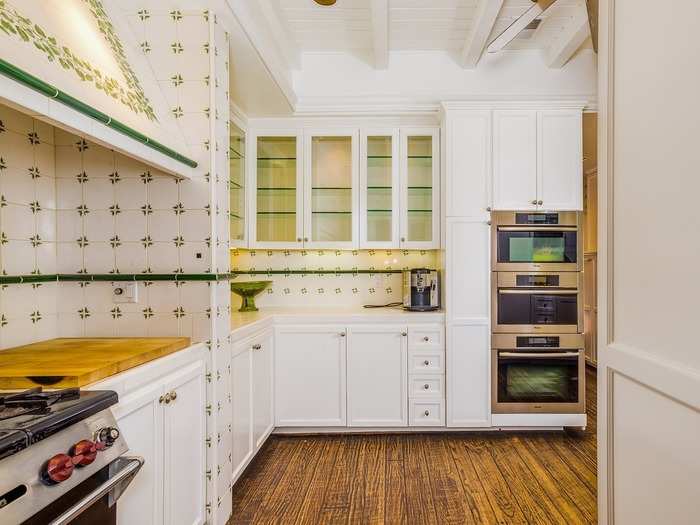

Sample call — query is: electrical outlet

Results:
[112,282,138,303]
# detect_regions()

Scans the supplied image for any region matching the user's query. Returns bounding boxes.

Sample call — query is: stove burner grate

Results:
[0,387,80,421]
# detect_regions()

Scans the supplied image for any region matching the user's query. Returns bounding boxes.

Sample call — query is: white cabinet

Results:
[493,109,582,211]
[493,110,538,211]
[275,326,347,427]
[98,349,207,525]
[537,110,583,210]
[444,110,492,218]
[231,328,275,482]
[346,326,407,427]
[162,362,206,525]
[252,330,274,448]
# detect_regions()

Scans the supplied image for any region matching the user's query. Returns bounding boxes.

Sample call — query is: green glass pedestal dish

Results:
[230,281,272,312]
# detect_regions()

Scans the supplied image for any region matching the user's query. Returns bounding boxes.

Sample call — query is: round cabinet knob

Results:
[401,332,407,337]
[170,391,177,401]
[71,440,98,467]
[423,336,429,342]
[297,238,302,242]
[339,332,346,337]
[252,344,262,350]
[538,200,543,206]
[423,384,430,390]
[424,410,430,417]
[304,237,309,242]
[96,427,120,448]
[531,199,538,205]
[42,453,74,485]
[423,360,430,366]
[486,206,492,212]
[400,237,406,242]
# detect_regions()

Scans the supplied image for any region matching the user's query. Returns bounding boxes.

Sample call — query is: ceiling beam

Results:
[487,0,557,54]
[461,0,504,67]
[546,9,590,68]
[370,0,389,69]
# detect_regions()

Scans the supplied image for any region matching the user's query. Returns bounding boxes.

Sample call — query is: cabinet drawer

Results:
[409,375,444,398]
[408,327,443,349]
[409,400,445,427]
[408,349,444,374]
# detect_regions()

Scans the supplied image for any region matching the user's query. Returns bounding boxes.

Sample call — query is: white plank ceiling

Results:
[271,0,590,63]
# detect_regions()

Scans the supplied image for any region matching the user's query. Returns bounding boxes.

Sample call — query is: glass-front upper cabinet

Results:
[400,128,440,249]
[252,133,303,248]
[304,130,359,249]
[360,130,399,248]
[230,122,246,246]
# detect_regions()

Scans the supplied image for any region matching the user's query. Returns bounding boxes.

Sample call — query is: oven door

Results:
[23,456,143,525]
[491,212,581,272]
[492,273,582,333]
[491,348,585,414]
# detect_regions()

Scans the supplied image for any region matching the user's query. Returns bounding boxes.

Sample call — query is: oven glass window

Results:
[498,292,578,326]
[498,231,577,263]
[497,353,579,403]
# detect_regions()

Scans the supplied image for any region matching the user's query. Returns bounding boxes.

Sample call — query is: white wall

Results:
[598,1,700,523]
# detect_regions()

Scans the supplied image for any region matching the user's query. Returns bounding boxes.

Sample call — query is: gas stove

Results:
[0,387,142,524]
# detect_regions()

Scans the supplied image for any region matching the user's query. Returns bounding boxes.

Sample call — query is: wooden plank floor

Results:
[229,368,597,524]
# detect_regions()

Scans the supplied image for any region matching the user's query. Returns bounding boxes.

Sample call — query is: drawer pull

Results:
[423,360,430,366]
[423,384,430,390]
[423,336,430,342]
[424,410,430,417]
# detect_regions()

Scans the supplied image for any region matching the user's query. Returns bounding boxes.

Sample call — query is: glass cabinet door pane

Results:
[256,137,298,242]
[366,136,393,242]
[406,136,433,242]
[230,123,245,242]
[311,136,352,242]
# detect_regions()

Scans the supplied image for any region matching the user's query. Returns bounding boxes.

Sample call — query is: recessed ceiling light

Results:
[314,0,337,5]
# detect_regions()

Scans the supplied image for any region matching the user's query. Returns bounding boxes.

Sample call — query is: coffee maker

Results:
[402,269,440,311]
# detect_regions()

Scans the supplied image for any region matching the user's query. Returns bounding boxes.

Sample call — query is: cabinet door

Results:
[493,110,538,210]
[446,323,491,427]
[113,383,164,525]
[304,130,359,249]
[347,325,408,427]
[251,132,304,248]
[162,360,206,525]
[252,330,274,449]
[231,342,253,481]
[360,129,400,248]
[230,121,246,247]
[445,110,492,218]
[400,128,440,249]
[275,326,347,427]
[537,110,583,210]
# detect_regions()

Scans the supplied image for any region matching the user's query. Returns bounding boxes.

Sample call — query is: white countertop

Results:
[231,306,444,339]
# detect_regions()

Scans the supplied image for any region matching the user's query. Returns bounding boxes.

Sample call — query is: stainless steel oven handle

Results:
[49,456,144,525]
[498,289,578,295]
[499,352,580,358]
[497,226,578,232]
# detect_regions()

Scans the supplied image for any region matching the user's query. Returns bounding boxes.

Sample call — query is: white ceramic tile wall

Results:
[0,104,58,349]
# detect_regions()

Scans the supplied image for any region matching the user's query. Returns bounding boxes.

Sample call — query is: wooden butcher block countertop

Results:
[0,337,191,389]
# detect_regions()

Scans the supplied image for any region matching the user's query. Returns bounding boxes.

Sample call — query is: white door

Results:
[399,128,440,249]
[252,330,274,449]
[113,383,165,525]
[304,130,359,249]
[231,340,253,480]
[444,110,492,218]
[598,2,700,524]
[275,326,347,426]
[359,128,400,248]
[346,325,408,427]
[492,110,538,210]
[537,110,583,210]
[249,131,304,249]
[162,360,206,525]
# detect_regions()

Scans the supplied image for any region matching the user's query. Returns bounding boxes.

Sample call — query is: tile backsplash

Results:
[231,249,440,308]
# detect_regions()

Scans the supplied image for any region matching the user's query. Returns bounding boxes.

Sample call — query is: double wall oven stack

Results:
[490,212,586,423]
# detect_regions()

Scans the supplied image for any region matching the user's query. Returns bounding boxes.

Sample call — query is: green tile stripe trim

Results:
[0,58,198,169]
[231,270,405,275]
[0,274,238,285]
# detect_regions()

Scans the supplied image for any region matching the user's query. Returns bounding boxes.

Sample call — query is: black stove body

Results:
[0,387,142,525]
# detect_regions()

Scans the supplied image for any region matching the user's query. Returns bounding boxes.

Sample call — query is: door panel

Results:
[231,344,253,479]
[493,110,537,211]
[347,326,408,427]
[275,326,347,426]
[252,331,274,449]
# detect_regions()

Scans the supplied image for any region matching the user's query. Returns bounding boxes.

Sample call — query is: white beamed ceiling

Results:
[272,0,591,55]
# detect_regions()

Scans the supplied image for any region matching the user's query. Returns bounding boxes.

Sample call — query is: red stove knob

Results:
[42,453,74,485]
[71,440,98,467]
